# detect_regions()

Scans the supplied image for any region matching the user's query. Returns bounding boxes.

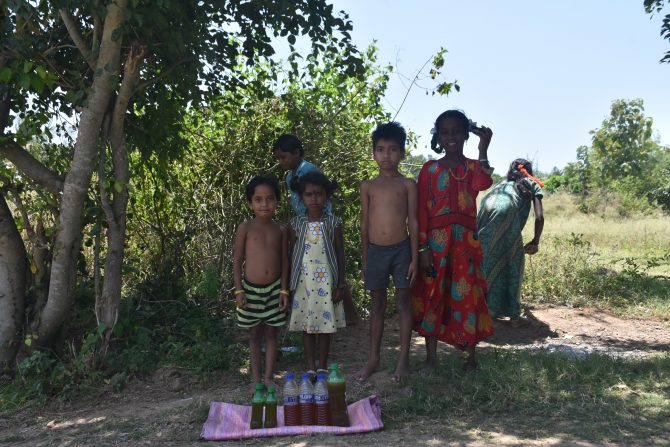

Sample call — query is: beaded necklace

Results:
[448,161,468,181]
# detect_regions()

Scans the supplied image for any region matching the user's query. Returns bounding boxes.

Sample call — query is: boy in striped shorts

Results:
[231,175,289,390]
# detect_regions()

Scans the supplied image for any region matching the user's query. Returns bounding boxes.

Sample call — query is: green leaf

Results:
[113,180,124,193]
[23,61,34,73]
[31,75,45,93]
[36,65,47,80]
[18,73,31,90]
[0,67,11,82]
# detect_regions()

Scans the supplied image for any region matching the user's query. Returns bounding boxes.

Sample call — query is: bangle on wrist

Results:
[279,290,289,296]
[234,289,244,296]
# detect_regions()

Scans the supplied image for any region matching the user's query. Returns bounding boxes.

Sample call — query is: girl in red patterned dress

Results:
[412,109,495,372]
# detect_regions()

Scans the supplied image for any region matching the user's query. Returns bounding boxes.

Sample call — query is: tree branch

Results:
[134,56,192,94]
[0,139,64,195]
[59,9,96,70]
[98,115,115,226]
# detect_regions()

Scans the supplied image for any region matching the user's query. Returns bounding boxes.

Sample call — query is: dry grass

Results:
[519,192,670,318]
[535,192,670,265]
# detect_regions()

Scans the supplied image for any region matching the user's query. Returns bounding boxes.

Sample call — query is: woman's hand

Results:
[524,241,539,255]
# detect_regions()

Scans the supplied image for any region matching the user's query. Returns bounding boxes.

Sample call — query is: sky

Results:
[328,0,670,174]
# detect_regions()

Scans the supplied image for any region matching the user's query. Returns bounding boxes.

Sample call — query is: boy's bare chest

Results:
[369,182,407,207]
[247,226,280,248]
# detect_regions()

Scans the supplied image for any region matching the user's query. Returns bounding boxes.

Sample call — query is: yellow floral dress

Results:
[289,221,346,334]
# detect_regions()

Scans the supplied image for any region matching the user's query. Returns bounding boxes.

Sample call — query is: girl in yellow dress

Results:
[288,171,346,376]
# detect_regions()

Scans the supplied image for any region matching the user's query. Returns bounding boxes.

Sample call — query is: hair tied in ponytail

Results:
[518,164,545,188]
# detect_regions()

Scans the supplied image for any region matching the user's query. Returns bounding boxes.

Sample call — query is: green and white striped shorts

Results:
[237,278,287,328]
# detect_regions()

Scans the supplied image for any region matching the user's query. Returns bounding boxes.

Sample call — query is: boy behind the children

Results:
[232,175,289,391]
[357,121,418,382]
[272,134,360,325]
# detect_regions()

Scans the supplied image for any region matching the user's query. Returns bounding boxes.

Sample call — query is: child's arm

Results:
[279,225,289,311]
[360,181,370,280]
[333,221,346,304]
[232,221,247,309]
[406,179,419,286]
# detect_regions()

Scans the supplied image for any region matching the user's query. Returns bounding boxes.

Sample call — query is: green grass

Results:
[521,192,670,318]
[383,350,670,444]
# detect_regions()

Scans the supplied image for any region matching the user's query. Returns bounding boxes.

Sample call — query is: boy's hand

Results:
[279,293,288,311]
[406,259,418,287]
[235,293,247,309]
[419,250,433,273]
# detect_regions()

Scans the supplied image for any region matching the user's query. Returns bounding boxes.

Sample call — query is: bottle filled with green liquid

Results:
[249,383,265,429]
[264,386,278,428]
[327,363,350,427]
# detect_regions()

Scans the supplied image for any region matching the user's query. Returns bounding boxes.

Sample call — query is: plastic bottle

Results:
[264,386,278,428]
[298,372,315,425]
[249,383,265,429]
[282,373,301,426]
[314,373,331,425]
[327,363,350,427]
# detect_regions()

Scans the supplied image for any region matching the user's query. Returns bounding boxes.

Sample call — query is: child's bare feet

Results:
[356,359,379,382]
[393,363,410,383]
[463,360,478,374]
[418,359,437,377]
[264,378,277,390]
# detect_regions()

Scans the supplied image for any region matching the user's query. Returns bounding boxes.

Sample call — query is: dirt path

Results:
[1,306,668,446]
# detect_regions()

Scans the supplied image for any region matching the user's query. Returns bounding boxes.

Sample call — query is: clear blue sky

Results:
[330,0,670,174]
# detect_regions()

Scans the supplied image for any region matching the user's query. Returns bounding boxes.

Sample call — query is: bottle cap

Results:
[316,373,326,380]
[267,386,275,393]
[255,383,264,390]
[301,373,310,380]
[329,363,338,370]
[286,373,294,380]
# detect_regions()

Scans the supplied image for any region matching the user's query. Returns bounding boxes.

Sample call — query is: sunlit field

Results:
[520,192,670,318]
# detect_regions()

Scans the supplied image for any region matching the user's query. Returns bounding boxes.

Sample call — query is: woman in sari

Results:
[477,159,544,327]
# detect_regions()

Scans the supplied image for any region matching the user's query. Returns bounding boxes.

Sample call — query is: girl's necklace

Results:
[448,161,468,181]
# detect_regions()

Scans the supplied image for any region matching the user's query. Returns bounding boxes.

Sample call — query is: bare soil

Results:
[1,306,668,446]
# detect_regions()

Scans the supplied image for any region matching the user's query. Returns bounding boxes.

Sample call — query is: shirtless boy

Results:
[231,175,289,390]
[357,122,418,382]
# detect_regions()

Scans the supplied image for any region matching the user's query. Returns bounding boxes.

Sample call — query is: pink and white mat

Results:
[200,395,383,440]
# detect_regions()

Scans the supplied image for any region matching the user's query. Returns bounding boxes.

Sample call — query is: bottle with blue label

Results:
[282,373,300,426]
[298,372,315,425]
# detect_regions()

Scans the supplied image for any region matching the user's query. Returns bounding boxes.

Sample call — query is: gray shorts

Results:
[364,238,411,291]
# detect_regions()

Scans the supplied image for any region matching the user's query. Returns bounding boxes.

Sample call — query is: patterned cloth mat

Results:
[200,395,383,440]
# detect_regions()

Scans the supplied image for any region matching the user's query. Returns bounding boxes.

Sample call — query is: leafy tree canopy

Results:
[644,0,670,63]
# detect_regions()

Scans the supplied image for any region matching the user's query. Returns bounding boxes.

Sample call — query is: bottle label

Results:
[284,396,299,405]
[299,393,314,402]
[315,395,329,403]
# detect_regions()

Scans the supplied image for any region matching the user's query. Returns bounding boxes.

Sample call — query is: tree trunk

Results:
[96,45,143,352]
[0,194,27,369]
[33,1,128,347]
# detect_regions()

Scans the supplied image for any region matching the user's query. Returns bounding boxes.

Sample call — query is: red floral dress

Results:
[411,159,494,348]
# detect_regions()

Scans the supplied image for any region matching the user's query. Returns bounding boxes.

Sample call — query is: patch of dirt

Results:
[1,306,669,446]
[492,307,670,348]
